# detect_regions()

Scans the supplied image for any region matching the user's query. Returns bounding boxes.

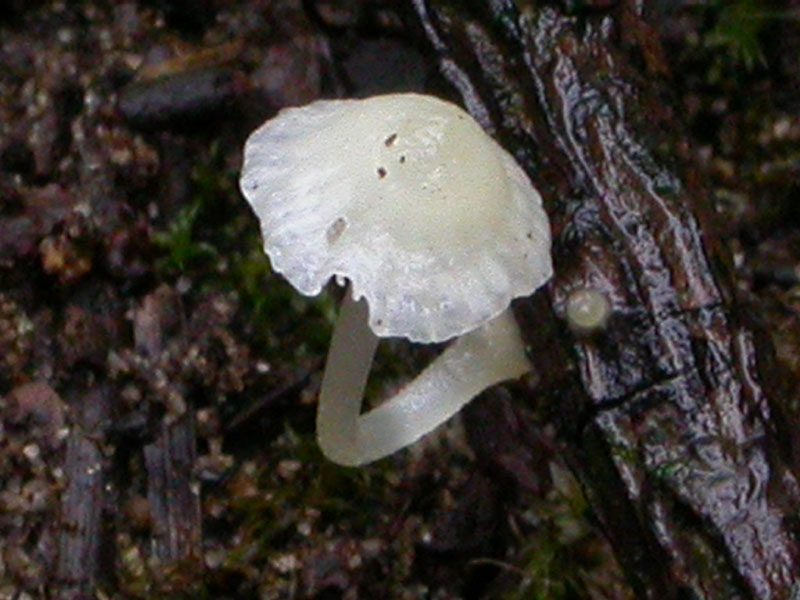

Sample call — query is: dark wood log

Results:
[135,287,202,563]
[56,384,113,599]
[409,1,800,598]
[143,414,202,563]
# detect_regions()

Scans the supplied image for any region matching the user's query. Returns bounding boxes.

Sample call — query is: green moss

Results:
[152,201,219,274]
[704,0,772,71]
[151,145,336,360]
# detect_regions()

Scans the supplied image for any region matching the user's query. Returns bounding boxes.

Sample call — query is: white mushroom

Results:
[565,288,611,335]
[240,93,552,466]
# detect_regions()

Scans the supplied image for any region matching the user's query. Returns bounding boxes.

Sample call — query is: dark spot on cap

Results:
[526,231,533,239]
[399,155,406,164]
[377,167,387,179]
[326,217,348,244]
[376,318,383,326]
[384,133,397,147]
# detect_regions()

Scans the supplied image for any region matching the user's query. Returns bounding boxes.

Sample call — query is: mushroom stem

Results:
[317,291,531,466]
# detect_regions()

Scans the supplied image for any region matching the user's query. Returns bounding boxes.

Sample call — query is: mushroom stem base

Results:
[317,292,531,466]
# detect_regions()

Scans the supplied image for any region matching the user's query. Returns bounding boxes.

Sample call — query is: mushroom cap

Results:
[240,93,552,343]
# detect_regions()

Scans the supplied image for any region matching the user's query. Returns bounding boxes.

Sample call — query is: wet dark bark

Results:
[409,1,800,598]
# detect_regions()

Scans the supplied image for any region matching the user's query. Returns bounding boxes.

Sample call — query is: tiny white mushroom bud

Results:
[240,93,553,466]
[565,288,611,335]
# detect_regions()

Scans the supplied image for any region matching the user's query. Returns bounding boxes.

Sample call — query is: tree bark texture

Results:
[409,1,800,598]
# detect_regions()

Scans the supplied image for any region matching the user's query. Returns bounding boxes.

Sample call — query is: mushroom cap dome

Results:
[240,93,551,343]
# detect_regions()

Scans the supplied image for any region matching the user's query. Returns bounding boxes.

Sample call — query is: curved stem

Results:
[317,292,531,466]
[316,292,380,464]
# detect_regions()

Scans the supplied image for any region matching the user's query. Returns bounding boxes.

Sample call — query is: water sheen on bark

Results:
[409,1,800,598]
